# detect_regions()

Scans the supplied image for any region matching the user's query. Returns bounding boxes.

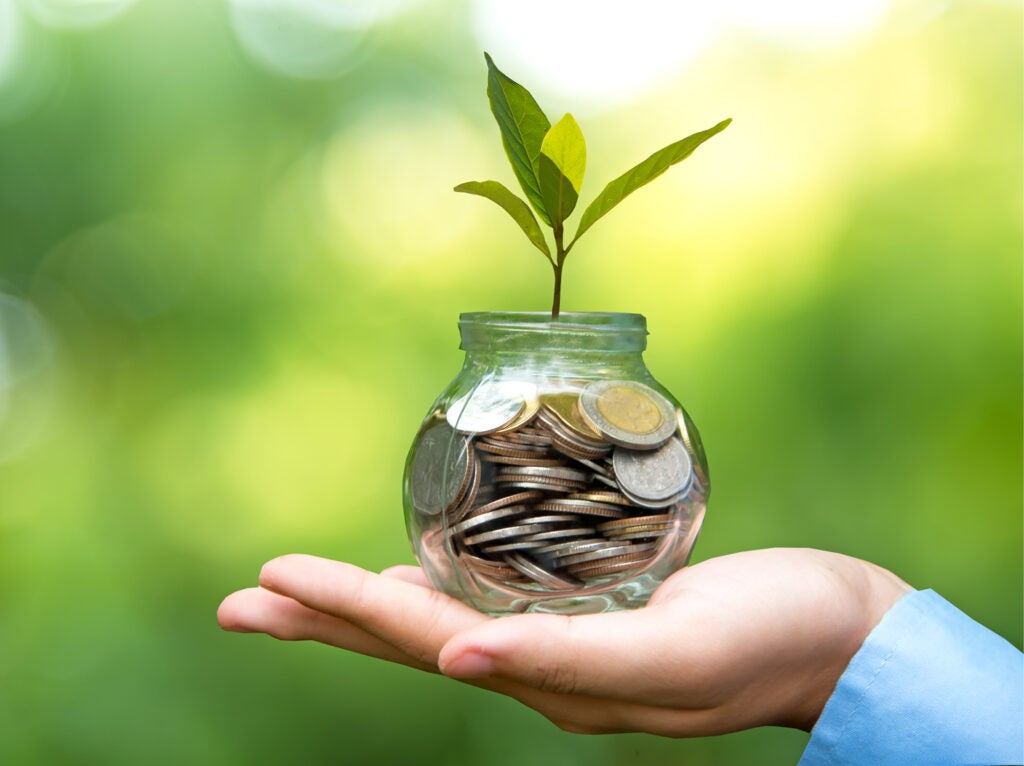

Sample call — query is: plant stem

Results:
[551,223,566,320]
[551,263,562,319]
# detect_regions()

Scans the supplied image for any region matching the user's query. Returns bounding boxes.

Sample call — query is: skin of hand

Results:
[217,548,911,736]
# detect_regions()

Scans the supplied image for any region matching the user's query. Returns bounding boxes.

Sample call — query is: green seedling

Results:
[456,53,731,319]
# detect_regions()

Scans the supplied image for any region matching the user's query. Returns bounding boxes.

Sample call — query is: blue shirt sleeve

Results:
[799,589,1024,766]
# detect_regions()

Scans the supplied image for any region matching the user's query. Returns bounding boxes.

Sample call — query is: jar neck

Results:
[458,312,649,373]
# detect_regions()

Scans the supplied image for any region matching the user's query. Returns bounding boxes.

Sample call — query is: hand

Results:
[217,548,910,736]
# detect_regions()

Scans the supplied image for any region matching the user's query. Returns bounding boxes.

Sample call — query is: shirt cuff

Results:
[799,589,1024,766]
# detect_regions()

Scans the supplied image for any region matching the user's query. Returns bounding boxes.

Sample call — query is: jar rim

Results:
[459,311,647,334]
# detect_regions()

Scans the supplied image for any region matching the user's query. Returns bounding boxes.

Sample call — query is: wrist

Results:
[792,554,912,731]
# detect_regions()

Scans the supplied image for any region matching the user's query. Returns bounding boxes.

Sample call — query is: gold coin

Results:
[595,385,663,435]
[540,392,603,440]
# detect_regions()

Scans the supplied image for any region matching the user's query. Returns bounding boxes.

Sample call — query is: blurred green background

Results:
[0,0,1020,763]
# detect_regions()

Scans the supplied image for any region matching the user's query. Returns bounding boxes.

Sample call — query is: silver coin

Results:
[463,522,555,547]
[518,527,600,542]
[533,499,630,518]
[557,542,655,567]
[448,450,482,521]
[494,480,576,493]
[410,421,470,516]
[573,457,610,476]
[618,484,685,509]
[503,553,581,590]
[498,465,590,483]
[479,539,550,554]
[533,539,610,557]
[613,438,693,502]
[578,380,677,450]
[469,490,545,516]
[448,504,531,536]
[514,513,584,526]
[592,473,620,490]
[568,549,658,577]
[446,380,537,435]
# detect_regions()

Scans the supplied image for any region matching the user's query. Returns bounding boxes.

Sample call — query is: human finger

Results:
[217,587,436,671]
[380,565,432,588]
[437,607,717,707]
[258,554,490,666]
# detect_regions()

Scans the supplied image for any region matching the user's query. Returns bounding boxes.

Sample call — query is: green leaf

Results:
[537,155,578,231]
[537,113,586,229]
[571,118,732,246]
[484,53,552,227]
[454,180,552,260]
[541,113,586,193]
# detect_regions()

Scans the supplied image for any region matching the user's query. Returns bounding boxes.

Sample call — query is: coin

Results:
[557,542,655,567]
[447,380,537,435]
[533,539,611,558]
[539,392,604,441]
[418,378,701,595]
[503,553,581,590]
[533,498,630,518]
[479,540,550,554]
[468,490,545,516]
[567,548,658,577]
[618,485,685,510]
[570,490,635,506]
[495,391,541,433]
[597,514,672,533]
[613,438,692,502]
[498,465,591,483]
[578,380,677,449]
[518,527,599,542]
[561,540,655,565]
[448,504,531,536]
[463,522,555,547]
[410,421,470,516]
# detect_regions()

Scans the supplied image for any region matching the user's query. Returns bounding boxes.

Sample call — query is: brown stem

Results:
[551,223,566,320]
[551,263,563,319]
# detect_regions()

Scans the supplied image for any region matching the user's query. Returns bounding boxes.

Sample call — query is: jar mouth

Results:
[458,312,648,353]
[459,312,647,334]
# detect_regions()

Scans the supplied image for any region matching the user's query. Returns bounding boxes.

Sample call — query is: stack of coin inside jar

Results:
[409,379,706,592]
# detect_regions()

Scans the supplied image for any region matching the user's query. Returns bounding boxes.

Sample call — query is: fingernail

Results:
[442,650,494,678]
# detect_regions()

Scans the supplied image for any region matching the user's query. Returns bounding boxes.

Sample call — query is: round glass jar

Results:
[403,312,708,615]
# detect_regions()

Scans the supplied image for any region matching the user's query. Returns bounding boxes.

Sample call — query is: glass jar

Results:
[403,312,709,616]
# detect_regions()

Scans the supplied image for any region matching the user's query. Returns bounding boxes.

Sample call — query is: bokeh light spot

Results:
[0,0,60,124]
[471,0,720,109]
[228,0,421,79]
[0,293,58,463]
[20,0,137,30]
[322,103,489,267]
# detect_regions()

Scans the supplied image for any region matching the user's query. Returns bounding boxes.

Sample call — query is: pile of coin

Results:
[410,379,700,592]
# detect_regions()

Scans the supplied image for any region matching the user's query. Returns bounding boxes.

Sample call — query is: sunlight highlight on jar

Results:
[228,0,420,79]
[0,294,58,463]
[20,0,137,30]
